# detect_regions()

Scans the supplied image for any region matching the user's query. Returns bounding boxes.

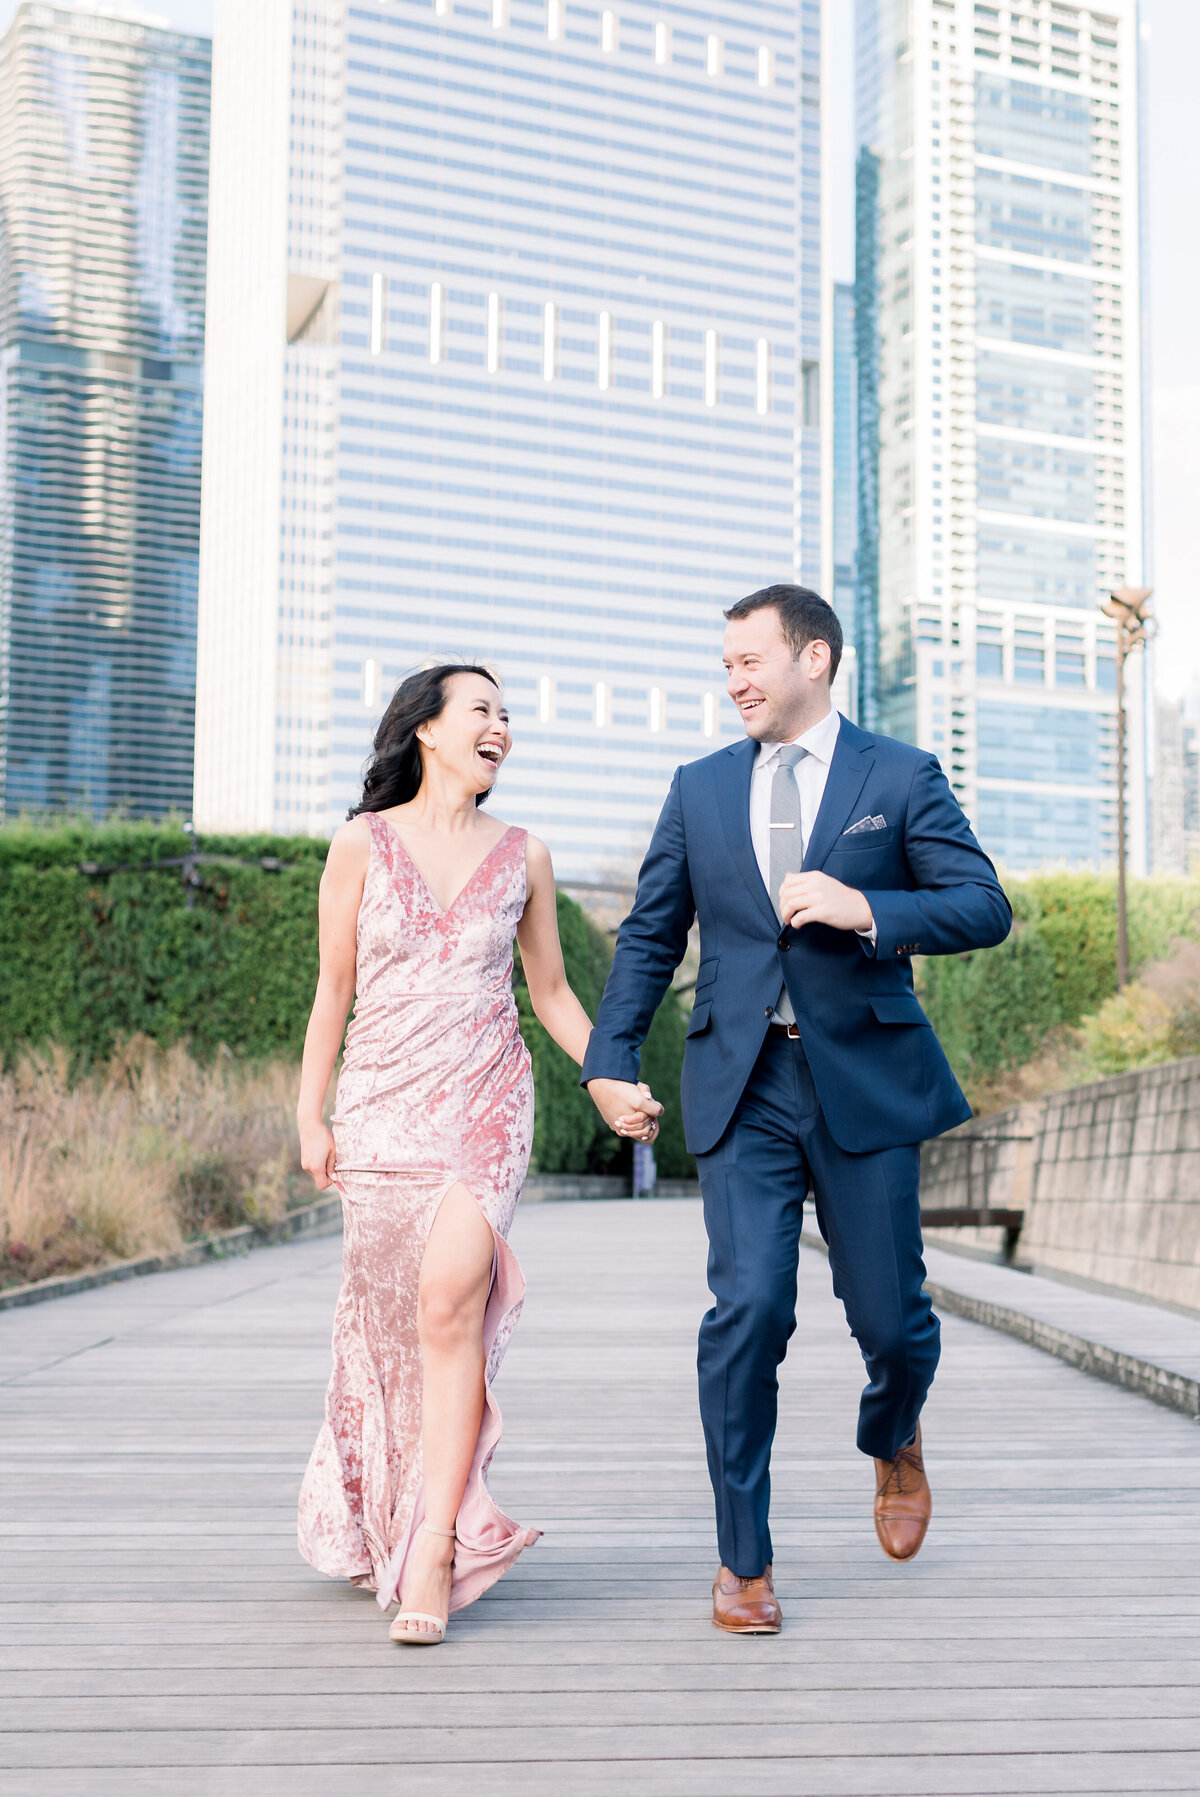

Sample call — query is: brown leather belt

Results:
[766,1021,801,1039]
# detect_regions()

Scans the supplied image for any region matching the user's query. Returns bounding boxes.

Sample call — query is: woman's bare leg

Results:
[394,1181,495,1638]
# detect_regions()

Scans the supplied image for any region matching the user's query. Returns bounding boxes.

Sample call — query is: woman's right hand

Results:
[299,1119,338,1190]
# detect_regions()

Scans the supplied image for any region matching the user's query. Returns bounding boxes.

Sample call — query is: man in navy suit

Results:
[583,585,1011,1633]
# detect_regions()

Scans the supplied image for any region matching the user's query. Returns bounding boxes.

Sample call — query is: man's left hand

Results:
[778,871,874,934]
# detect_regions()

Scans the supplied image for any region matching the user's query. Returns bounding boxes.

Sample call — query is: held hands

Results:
[299,1118,339,1191]
[586,1078,664,1144]
[778,871,874,935]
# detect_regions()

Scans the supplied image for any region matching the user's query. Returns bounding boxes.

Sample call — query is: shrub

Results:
[918,871,1200,1091]
[0,822,693,1182]
[513,892,694,1178]
[1081,938,1200,1076]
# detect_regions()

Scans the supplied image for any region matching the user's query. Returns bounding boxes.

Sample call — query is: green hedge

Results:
[918,870,1200,1086]
[0,822,693,1177]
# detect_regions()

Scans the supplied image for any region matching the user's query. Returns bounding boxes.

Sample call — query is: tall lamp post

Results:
[1100,585,1154,990]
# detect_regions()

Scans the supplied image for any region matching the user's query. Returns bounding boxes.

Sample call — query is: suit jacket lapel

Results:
[715,739,779,932]
[803,719,876,872]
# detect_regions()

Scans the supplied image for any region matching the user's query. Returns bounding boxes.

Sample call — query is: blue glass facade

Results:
[853,1,1145,874]
[831,280,858,666]
[0,5,210,819]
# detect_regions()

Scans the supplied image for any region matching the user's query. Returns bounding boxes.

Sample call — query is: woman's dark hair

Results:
[723,583,843,680]
[348,663,501,817]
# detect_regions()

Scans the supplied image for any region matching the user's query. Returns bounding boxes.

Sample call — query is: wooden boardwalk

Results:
[2,1197,1200,1796]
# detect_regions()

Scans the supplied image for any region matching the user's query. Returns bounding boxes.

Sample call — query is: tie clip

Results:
[769,822,796,828]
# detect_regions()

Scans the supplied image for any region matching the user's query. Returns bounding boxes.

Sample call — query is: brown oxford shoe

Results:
[874,1421,932,1562]
[711,1563,782,1634]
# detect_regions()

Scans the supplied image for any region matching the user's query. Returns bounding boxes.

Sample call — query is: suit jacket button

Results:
[777,932,790,951]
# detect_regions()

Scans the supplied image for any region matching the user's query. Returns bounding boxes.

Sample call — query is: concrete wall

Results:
[921,1057,1200,1311]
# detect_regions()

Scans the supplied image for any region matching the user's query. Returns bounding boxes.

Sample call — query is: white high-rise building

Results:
[195,0,829,878]
[854,0,1148,872]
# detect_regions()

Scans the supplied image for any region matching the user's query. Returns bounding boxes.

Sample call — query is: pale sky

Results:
[3,0,1197,696]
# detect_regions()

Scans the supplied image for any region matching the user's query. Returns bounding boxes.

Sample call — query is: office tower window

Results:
[487,292,502,373]
[429,282,445,364]
[802,359,819,428]
[704,329,719,407]
[370,273,386,356]
[702,692,719,737]
[756,339,771,415]
[542,302,557,381]
[652,320,667,399]
[598,310,613,390]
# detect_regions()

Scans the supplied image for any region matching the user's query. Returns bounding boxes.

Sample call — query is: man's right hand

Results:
[586,1078,664,1141]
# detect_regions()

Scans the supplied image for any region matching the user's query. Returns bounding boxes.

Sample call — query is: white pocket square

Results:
[843,814,887,836]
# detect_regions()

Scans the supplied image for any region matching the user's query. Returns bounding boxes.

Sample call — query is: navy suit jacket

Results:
[580,716,1013,1157]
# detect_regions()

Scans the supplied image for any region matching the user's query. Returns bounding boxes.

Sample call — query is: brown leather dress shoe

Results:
[874,1421,931,1562]
[711,1564,782,1634]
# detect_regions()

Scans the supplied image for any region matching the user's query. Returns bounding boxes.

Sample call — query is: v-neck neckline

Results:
[375,815,518,918]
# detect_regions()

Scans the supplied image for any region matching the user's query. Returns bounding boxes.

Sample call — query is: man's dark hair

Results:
[723,584,843,681]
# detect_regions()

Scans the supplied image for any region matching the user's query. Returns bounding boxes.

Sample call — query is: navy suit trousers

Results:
[695,1030,941,1578]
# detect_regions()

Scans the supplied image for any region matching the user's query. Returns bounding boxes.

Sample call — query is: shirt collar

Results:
[756,707,841,771]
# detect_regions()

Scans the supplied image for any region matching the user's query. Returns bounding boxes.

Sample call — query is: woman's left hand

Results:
[614,1082,661,1143]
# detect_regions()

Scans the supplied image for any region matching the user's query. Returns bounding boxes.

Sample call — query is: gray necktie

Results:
[769,744,807,1025]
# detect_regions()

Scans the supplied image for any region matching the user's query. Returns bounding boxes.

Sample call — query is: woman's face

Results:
[419,672,511,794]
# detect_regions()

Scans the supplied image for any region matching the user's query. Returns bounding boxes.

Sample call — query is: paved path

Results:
[2,1198,1200,1796]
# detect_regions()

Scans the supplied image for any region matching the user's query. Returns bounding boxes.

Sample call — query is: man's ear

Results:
[806,638,833,681]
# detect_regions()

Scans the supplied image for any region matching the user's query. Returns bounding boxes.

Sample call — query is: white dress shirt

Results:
[750,709,877,1027]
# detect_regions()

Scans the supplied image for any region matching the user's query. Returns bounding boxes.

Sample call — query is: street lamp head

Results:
[1103,585,1154,623]
[1101,586,1155,648]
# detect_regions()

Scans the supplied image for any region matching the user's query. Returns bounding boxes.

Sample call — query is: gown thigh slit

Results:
[298,816,541,1614]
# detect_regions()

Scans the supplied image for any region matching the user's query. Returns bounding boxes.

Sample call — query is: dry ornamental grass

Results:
[0,1037,308,1290]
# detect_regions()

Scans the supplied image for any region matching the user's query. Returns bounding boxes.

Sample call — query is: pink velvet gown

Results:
[297,813,540,1613]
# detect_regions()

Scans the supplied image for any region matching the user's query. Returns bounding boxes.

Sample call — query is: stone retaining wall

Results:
[922,1057,1200,1310]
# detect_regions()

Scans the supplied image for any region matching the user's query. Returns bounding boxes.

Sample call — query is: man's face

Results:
[722,608,831,743]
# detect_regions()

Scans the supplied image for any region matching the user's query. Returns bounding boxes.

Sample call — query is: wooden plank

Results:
[2,1199,1199,1789]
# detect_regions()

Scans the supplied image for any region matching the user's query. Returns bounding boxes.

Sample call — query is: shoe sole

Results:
[711,1617,782,1634]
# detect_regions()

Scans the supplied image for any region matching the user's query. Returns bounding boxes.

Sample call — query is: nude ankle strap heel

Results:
[389,1523,457,1645]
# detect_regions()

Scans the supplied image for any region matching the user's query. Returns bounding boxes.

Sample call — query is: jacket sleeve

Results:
[860,755,1012,961]
[579,768,696,1086]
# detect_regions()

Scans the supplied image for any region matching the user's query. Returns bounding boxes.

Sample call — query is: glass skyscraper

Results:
[195,0,829,881]
[0,3,211,819]
[853,0,1147,873]
[831,278,859,717]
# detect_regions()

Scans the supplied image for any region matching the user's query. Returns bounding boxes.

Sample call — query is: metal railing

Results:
[920,1131,1031,1260]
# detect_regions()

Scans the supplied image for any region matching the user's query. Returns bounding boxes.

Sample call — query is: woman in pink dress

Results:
[295,664,659,1644]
